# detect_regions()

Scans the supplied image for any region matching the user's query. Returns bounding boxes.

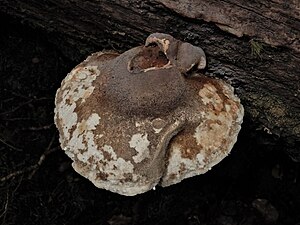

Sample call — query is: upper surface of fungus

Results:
[54,33,244,196]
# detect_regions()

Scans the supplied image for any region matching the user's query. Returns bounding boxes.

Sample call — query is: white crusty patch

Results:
[68,113,101,163]
[198,83,223,111]
[193,125,203,146]
[161,144,206,186]
[101,145,135,177]
[56,102,77,142]
[61,66,99,105]
[96,134,104,139]
[193,113,232,150]
[68,115,137,192]
[72,143,139,196]
[135,121,142,127]
[161,38,170,54]
[129,133,150,163]
[54,66,100,142]
[67,114,135,180]
[153,128,163,134]
[225,104,231,112]
[162,82,244,187]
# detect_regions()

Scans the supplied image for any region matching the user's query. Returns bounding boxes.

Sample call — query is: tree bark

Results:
[1,0,300,160]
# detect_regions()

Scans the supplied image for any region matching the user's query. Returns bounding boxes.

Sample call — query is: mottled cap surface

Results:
[54,33,244,196]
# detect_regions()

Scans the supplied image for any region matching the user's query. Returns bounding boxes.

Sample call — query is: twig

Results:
[0,138,23,152]
[2,97,14,103]
[0,134,59,182]
[0,99,33,116]
[20,123,54,131]
[0,192,9,219]
[28,148,59,179]
[0,175,23,225]
[2,117,33,121]
[4,89,53,101]
[0,96,53,116]
[3,89,31,100]
[0,165,37,182]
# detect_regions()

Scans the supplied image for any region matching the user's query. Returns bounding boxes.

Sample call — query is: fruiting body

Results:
[54,33,244,196]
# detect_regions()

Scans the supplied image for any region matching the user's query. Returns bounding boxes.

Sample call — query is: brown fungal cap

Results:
[54,33,244,196]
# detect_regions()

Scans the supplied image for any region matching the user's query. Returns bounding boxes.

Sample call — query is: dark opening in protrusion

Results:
[184,62,201,77]
[129,44,169,73]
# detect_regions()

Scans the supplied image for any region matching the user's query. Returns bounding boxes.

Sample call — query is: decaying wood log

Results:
[1,0,299,160]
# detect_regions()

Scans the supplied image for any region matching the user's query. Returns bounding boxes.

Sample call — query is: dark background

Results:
[0,14,299,225]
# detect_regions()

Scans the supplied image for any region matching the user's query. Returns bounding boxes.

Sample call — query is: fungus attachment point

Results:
[54,33,244,196]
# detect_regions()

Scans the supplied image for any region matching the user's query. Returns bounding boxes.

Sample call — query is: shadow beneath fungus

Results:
[0,14,299,225]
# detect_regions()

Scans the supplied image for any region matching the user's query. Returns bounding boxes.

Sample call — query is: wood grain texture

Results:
[1,0,299,160]
[158,0,300,52]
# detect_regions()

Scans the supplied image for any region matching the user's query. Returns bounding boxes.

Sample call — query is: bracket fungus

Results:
[54,33,244,196]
